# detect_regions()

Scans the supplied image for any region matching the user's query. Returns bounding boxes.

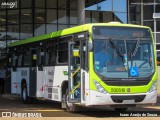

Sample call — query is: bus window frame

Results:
[17,54,23,67]
[37,41,47,70]
[11,48,18,71]
[23,49,30,67]
[57,35,73,64]
[45,39,58,66]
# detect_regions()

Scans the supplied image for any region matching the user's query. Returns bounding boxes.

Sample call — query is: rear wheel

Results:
[21,85,32,104]
[64,89,79,112]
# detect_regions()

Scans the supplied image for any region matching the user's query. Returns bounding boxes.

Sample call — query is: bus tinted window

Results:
[47,47,56,65]
[46,40,57,66]
[18,54,23,66]
[23,51,30,66]
[39,49,45,66]
[12,54,18,67]
[58,36,72,63]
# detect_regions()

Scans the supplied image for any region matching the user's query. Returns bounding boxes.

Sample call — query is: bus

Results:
[8,22,158,112]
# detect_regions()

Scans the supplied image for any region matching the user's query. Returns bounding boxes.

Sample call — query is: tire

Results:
[64,89,79,112]
[114,108,128,112]
[21,84,32,104]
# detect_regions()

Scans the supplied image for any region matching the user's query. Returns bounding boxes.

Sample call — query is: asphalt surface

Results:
[0,94,160,118]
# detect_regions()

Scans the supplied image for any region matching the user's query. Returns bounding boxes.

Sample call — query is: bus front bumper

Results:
[86,90,157,106]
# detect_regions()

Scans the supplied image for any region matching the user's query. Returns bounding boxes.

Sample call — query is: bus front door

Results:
[68,41,81,103]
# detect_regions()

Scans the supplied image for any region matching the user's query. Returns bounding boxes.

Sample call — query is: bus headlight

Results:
[148,80,157,93]
[93,80,107,94]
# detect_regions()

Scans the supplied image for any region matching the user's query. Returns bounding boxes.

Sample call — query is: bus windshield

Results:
[93,26,154,79]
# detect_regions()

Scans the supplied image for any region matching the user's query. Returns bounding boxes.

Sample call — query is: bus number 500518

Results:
[111,88,125,93]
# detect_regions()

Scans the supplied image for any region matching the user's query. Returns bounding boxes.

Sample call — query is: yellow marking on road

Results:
[144,106,160,110]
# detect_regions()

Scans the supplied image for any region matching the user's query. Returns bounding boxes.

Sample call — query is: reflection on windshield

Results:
[93,39,154,79]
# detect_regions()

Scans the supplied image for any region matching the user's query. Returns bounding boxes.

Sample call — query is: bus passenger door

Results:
[29,49,37,97]
[68,41,81,103]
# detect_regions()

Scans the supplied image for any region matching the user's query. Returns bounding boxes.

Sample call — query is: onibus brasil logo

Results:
[1,1,17,8]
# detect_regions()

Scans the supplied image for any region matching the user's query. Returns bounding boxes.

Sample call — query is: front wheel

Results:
[64,89,79,112]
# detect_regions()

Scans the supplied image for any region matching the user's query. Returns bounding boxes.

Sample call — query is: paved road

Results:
[0,94,160,118]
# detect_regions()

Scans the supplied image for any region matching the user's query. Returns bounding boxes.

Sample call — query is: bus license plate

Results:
[123,100,135,104]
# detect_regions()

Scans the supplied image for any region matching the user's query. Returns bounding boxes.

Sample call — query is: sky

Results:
[86,0,127,23]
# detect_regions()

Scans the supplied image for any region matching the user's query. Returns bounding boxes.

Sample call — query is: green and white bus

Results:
[9,23,158,112]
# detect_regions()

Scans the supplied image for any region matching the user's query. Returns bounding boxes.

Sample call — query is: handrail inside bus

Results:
[69,83,80,95]
[69,67,80,78]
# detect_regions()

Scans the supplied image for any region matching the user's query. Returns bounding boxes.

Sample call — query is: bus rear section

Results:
[86,25,158,108]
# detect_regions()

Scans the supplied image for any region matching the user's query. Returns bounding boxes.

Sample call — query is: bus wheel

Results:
[114,108,128,111]
[22,85,31,104]
[65,89,78,112]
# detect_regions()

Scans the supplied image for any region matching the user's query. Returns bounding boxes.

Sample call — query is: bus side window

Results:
[8,54,12,67]
[40,49,45,65]
[46,40,57,66]
[12,53,18,71]
[38,48,45,70]
[12,55,17,67]
[8,49,12,67]
[47,47,56,65]
[58,36,72,63]
[31,50,37,67]
[23,50,30,67]
[45,50,49,66]
[18,54,23,67]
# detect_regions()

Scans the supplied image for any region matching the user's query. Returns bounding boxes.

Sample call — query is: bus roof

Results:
[9,23,150,47]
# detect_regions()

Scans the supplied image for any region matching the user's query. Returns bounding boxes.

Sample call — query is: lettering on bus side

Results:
[21,70,27,76]
[48,70,54,83]
[48,70,54,75]
[74,32,87,40]
[78,34,84,38]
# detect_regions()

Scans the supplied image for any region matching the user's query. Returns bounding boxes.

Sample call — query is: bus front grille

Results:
[111,95,146,103]
[103,80,150,86]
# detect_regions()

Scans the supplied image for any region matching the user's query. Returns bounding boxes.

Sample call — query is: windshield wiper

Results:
[108,38,123,57]
[130,39,140,66]
[131,39,140,57]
